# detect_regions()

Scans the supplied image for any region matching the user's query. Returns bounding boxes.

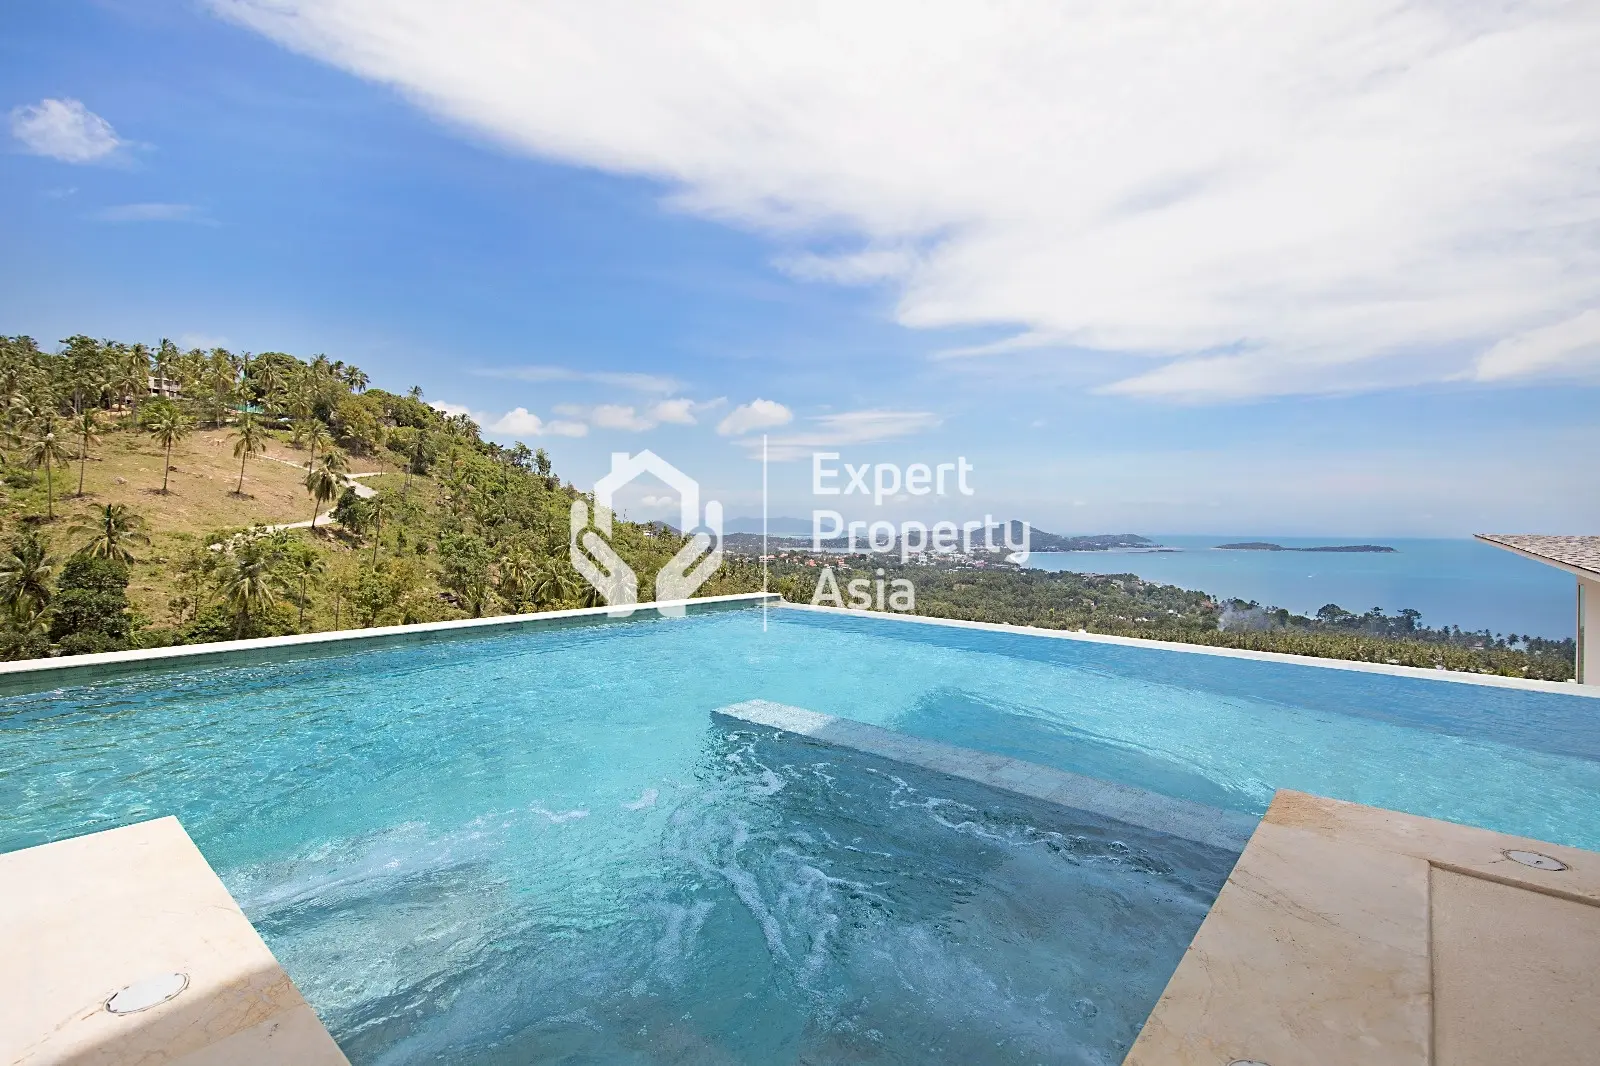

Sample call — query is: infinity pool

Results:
[3,604,1598,1063]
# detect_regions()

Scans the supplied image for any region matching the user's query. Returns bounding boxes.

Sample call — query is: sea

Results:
[1026,536,1576,640]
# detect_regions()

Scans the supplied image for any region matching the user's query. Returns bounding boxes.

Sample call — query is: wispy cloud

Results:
[474,365,682,394]
[213,1,1600,402]
[92,203,213,224]
[1471,310,1600,383]
[755,409,942,461]
[555,397,724,432]
[9,98,124,164]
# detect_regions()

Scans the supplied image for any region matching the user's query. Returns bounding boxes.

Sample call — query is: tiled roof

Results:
[1476,534,1600,578]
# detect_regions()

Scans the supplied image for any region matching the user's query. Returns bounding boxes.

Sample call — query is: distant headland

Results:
[1215,541,1397,553]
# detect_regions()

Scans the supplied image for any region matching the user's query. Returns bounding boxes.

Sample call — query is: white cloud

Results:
[92,203,211,224]
[489,407,589,437]
[758,409,941,460]
[212,1,1600,402]
[650,397,699,425]
[474,365,681,393]
[433,402,589,438]
[9,98,124,163]
[717,398,792,436]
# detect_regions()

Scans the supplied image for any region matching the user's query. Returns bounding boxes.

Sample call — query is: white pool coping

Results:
[0,593,779,689]
[0,591,1592,700]
[774,601,1600,698]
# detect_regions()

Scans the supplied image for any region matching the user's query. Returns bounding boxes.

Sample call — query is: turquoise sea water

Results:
[1029,535,1576,638]
[3,606,1598,1063]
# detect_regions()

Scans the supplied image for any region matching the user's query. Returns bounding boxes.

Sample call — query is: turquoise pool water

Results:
[3,604,1599,1063]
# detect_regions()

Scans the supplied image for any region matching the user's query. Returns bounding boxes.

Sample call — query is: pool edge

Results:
[773,601,1600,698]
[0,593,780,695]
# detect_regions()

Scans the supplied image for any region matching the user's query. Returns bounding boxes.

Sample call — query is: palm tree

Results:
[303,449,347,529]
[25,413,72,519]
[73,408,101,496]
[367,492,386,565]
[0,530,55,617]
[71,504,150,563]
[251,359,285,411]
[528,558,578,610]
[497,550,537,611]
[287,549,325,630]
[303,419,333,463]
[404,430,427,497]
[218,536,287,638]
[145,408,192,494]
[230,413,269,495]
[153,339,179,391]
[116,344,151,422]
[406,385,424,402]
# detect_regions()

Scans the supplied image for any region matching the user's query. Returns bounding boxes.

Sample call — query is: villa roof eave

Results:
[1475,534,1600,581]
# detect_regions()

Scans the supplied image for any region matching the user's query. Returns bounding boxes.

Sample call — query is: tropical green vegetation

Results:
[0,332,759,659]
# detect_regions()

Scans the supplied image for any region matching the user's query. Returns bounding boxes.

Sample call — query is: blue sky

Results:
[4,1,1598,536]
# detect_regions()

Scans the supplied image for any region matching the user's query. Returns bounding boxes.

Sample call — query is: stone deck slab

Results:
[1126,790,1600,1066]
[0,817,348,1066]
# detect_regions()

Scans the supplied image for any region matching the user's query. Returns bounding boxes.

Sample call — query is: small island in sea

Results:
[1215,541,1397,553]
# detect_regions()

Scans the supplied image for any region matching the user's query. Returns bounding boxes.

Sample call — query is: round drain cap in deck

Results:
[1504,849,1567,871]
[1228,1060,1271,1066]
[106,972,188,1015]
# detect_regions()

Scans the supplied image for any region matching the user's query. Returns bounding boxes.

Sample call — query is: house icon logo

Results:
[570,451,724,616]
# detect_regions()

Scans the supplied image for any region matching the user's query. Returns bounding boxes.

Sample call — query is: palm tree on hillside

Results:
[25,412,72,519]
[230,413,269,496]
[146,407,192,494]
[219,536,288,638]
[286,548,325,630]
[250,359,286,411]
[73,408,101,496]
[303,419,333,463]
[528,558,579,610]
[0,529,55,617]
[303,449,348,529]
[71,504,150,563]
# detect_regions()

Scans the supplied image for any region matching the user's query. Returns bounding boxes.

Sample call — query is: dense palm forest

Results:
[0,334,762,659]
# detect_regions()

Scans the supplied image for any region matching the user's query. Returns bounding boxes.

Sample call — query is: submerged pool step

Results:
[712,699,1256,852]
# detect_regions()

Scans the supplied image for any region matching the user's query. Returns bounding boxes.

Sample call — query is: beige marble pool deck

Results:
[0,817,348,1066]
[1127,789,1600,1066]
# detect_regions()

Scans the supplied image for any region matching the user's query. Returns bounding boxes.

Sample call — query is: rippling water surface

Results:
[3,604,1598,1063]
